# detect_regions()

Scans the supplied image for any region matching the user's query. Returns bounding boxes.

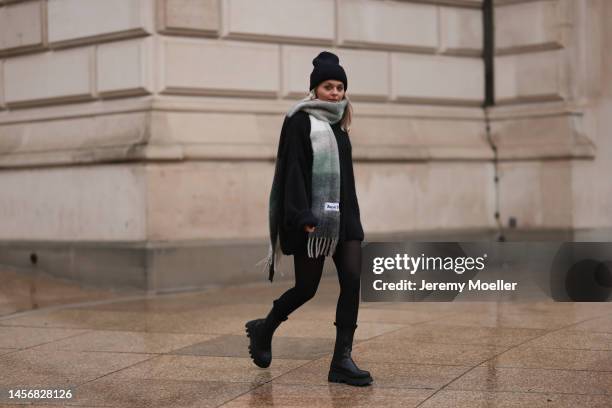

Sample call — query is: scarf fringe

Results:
[307,236,339,258]
[255,238,284,281]
[255,244,273,271]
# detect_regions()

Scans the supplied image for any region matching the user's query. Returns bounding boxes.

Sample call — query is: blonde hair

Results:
[308,89,353,134]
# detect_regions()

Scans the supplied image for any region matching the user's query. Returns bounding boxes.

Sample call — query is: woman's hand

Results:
[304,225,316,233]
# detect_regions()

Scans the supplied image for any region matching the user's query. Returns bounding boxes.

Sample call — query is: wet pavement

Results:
[1,269,612,407]
[0,268,138,318]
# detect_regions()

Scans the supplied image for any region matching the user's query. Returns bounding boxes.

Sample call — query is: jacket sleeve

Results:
[282,114,319,231]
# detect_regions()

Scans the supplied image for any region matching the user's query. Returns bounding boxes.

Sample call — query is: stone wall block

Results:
[490,113,594,159]
[161,38,280,97]
[0,60,4,109]
[157,0,220,37]
[0,0,45,55]
[0,164,147,240]
[338,0,438,51]
[223,0,334,44]
[1,0,46,3]
[97,37,153,98]
[498,161,573,228]
[391,53,484,105]
[439,6,482,55]
[47,0,154,48]
[4,46,94,107]
[496,0,565,54]
[495,50,565,103]
[419,0,482,6]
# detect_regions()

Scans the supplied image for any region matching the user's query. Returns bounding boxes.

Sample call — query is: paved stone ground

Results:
[0,269,135,318]
[1,271,612,407]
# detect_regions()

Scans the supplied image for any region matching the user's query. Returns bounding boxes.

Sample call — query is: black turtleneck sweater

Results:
[277,110,364,255]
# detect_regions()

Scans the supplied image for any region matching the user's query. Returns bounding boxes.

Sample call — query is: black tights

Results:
[272,240,362,328]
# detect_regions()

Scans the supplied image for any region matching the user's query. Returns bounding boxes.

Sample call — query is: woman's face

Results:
[315,80,345,102]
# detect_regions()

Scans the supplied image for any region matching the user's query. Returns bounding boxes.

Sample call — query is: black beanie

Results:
[309,51,348,92]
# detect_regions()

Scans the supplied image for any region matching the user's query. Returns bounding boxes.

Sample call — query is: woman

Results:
[247,51,372,387]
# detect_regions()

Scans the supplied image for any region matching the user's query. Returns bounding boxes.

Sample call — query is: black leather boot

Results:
[328,322,373,386]
[245,309,287,368]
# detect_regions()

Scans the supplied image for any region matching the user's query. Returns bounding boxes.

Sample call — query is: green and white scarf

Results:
[258,97,348,282]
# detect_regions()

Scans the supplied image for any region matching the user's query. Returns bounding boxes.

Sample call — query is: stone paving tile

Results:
[80,297,213,314]
[72,378,255,408]
[266,298,453,326]
[522,329,612,350]
[0,326,87,349]
[380,324,546,347]
[0,348,154,391]
[107,354,309,385]
[189,282,295,305]
[0,268,127,318]
[76,285,291,314]
[148,313,264,335]
[0,399,95,407]
[0,309,252,336]
[78,281,296,315]
[5,403,111,408]
[493,301,612,316]
[78,290,248,313]
[0,347,18,356]
[115,304,284,335]
[418,390,612,408]
[361,301,491,313]
[0,309,166,331]
[428,310,592,330]
[489,345,612,371]
[269,319,406,341]
[0,405,100,408]
[355,308,457,324]
[351,338,509,366]
[191,303,277,319]
[446,365,612,394]
[31,330,218,354]
[273,357,471,390]
[220,382,434,407]
[292,306,453,325]
[172,334,334,360]
[571,315,612,333]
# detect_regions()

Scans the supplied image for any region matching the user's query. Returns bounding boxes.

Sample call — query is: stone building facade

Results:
[0,0,609,291]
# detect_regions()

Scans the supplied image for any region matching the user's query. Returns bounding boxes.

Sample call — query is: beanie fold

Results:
[309,51,348,92]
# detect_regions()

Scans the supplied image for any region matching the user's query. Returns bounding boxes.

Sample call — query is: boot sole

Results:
[245,320,271,368]
[328,370,373,386]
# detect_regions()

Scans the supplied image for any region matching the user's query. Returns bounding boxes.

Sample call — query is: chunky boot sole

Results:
[245,320,271,368]
[328,370,373,386]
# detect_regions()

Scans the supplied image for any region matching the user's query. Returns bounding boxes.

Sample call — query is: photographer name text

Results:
[372,279,517,292]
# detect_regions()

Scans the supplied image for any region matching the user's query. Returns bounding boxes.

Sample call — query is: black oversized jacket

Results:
[277,110,364,255]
